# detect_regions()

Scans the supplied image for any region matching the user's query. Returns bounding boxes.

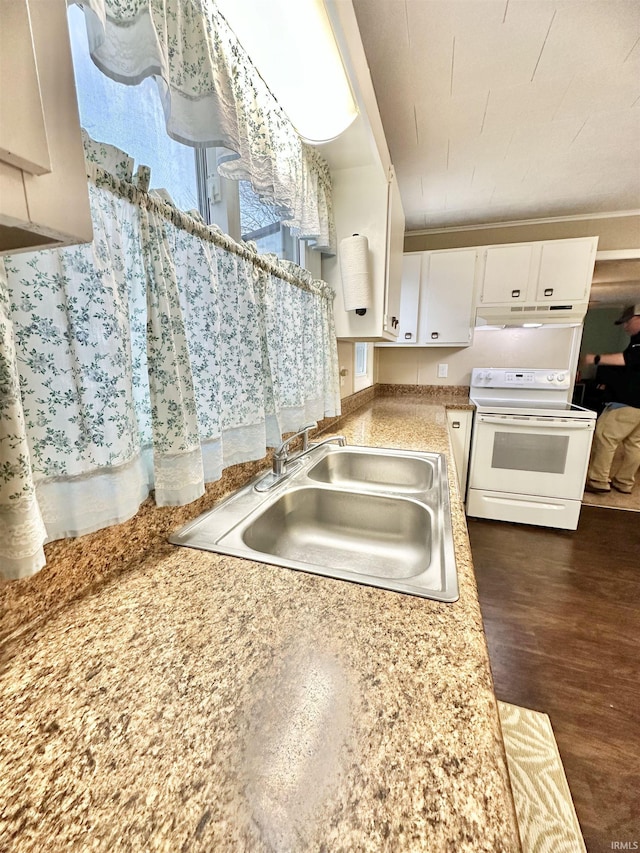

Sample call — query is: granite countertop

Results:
[0,393,520,853]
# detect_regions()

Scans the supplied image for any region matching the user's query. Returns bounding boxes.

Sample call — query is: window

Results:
[68,5,305,268]
[202,162,301,263]
[355,342,368,377]
[353,342,374,392]
[238,181,298,262]
[68,5,199,213]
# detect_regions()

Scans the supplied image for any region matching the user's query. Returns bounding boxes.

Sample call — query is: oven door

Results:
[469,413,595,500]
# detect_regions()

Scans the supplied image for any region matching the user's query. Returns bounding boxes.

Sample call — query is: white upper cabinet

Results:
[320,2,406,341]
[418,249,478,346]
[481,244,535,304]
[326,164,405,341]
[0,0,92,254]
[396,253,422,343]
[0,0,51,176]
[478,237,597,306]
[379,248,478,347]
[385,237,597,346]
[535,239,596,302]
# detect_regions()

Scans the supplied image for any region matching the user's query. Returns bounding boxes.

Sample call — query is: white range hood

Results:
[475,301,588,328]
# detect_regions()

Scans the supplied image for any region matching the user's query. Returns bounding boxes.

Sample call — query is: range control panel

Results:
[471,368,571,390]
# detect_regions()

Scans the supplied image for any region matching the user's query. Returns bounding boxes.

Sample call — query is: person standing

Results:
[584,304,640,494]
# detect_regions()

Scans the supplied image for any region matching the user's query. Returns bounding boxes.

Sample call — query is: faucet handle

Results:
[299,421,317,450]
[275,422,317,460]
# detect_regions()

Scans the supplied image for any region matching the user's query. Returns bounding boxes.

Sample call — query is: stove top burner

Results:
[473,398,591,413]
[471,398,597,419]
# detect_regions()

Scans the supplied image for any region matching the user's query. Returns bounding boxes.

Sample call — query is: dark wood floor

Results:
[468,505,640,853]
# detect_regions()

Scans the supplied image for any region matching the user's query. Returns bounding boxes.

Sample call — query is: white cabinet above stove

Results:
[476,237,598,325]
[536,239,597,303]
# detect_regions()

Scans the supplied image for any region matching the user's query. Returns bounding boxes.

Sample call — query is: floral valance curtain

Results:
[0,161,340,581]
[73,0,336,252]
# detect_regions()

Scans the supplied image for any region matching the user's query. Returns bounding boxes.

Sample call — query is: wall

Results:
[582,308,627,356]
[376,326,578,386]
[337,340,355,398]
[404,213,640,254]
[579,307,629,380]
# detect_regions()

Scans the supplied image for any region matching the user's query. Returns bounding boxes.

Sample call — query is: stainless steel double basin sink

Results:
[170,444,459,602]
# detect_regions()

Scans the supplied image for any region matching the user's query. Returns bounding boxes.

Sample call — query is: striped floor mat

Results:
[498,701,587,853]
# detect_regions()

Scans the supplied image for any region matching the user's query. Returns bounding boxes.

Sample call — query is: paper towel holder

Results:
[351,234,367,316]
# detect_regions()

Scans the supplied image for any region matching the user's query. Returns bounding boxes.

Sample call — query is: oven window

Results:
[491,432,569,474]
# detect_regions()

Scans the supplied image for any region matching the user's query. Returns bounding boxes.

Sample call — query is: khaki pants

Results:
[587,405,640,492]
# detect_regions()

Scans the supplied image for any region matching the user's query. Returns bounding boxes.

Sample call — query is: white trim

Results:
[353,342,374,392]
[408,209,640,237]
[596,249,640,260]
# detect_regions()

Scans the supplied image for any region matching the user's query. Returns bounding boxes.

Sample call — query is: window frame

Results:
[353,342,374,392]
[199,150,304,266]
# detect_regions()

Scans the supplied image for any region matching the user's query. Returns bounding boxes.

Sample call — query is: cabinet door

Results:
[0,0,92,254]
[0,0,51,175]
[535,238,596,302]
[480,244,534,304]
[396,254,422,343]
[329,163,405,341]
[420,249,477,346]
[446,410,472,495]
[383,168,405,338]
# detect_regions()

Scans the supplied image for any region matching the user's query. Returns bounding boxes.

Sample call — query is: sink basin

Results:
[240,486,433,579]
[306,447,434,492]
[169,444,458,602]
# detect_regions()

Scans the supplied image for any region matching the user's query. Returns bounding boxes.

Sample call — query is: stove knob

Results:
[476,371,485,381]
[557,373,566,382]
[485,372,493,382]
[547,374,555,382]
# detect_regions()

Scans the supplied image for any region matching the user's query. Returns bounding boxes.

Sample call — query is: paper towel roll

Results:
[339,234,371,312]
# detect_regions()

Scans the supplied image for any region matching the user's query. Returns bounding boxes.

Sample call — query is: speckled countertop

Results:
[0,393,521,853]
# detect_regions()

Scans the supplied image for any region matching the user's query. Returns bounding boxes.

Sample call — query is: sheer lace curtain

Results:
[0,271,48,580]
[0,162,340,580]
[73,0,336,252]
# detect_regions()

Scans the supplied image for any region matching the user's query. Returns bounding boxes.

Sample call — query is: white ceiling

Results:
[351,0,640,232]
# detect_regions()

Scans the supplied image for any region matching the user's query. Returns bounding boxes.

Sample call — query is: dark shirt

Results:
[621,330,640,408]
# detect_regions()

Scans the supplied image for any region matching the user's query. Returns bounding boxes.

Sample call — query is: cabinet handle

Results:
[451,421,460,429]
[544,288,553,296]
[511,289,520,298]
[431,331,439,339]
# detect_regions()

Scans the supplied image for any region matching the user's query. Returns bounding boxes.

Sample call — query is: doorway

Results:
[578,300,640,512]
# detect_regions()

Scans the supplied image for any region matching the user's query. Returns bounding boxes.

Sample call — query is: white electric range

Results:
[466,368,597,530]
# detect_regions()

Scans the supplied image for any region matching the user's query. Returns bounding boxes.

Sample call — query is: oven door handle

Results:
[477,414,594,429]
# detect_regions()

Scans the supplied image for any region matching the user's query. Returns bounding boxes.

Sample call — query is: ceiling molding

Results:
[596,249,640,260]
[407,210,640,237]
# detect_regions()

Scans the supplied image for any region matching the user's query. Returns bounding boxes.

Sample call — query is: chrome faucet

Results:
[298,433,347,461]
[272,422,317,477]
[260,423,347,486]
